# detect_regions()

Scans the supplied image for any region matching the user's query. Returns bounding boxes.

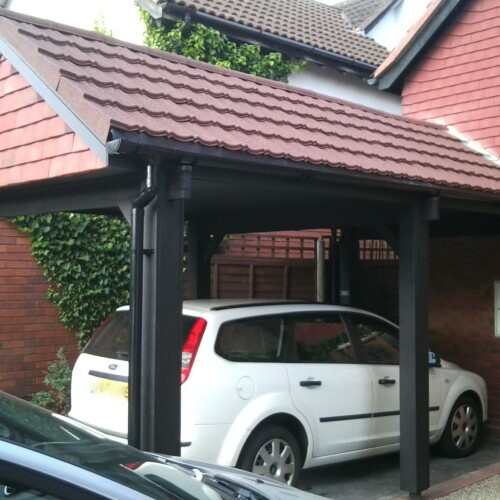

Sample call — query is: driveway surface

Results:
[297,437,500,499]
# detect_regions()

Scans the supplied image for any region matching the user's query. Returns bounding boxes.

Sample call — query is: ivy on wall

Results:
[14,213,130,347]
[140,13,306,82]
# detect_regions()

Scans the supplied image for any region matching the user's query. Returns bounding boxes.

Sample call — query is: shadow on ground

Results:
[297,437,500,499]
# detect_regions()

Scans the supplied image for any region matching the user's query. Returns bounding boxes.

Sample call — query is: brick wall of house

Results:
[429,235,500,435]
[0,221,79,399]
[402,0,500,157]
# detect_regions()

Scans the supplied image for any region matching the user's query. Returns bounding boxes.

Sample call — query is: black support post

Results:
[140,162,191,455]
[338,228,359,306]
[398,202,430,496]
[187,221,222,299]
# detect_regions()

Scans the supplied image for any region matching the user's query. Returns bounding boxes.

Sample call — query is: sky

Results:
[8,0,146,44]
[7,0,429,47]
[6,0,354,45]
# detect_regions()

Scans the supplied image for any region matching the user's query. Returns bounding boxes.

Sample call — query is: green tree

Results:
[140,13,306,82]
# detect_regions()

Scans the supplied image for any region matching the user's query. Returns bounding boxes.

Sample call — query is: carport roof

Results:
[1,9,500,197]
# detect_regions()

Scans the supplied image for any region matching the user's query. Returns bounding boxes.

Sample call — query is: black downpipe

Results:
[128,164,157,449]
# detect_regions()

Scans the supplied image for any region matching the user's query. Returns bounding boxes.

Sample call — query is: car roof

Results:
[117,299,395,324]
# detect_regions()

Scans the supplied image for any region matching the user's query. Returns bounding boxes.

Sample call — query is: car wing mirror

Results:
[428,350,441,367]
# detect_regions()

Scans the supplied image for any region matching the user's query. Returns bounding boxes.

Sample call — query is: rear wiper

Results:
[116,351,129,360]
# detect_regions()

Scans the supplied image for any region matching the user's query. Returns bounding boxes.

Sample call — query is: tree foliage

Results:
[14,213,130,347]
[140,13,306,82]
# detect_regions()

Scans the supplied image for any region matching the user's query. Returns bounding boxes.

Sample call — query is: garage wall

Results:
[429,235,500,435]
[0,221,79,399]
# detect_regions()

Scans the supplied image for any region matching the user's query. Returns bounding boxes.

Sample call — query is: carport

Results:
[1,10,500,497]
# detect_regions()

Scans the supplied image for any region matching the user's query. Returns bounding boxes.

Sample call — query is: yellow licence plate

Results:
[93,380,128,399]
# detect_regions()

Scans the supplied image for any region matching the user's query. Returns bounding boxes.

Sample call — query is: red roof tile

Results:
[0,9,500,195]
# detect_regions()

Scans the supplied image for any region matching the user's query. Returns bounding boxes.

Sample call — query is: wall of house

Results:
[401,0,500,158]
[0,221,79,399]
[288,63,402,114]
[367,0,431,50]
[429,235,500,435]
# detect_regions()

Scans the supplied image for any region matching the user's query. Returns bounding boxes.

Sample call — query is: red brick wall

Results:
[402,0,500,156]
[429,235,500,435]
[0,221,79,399]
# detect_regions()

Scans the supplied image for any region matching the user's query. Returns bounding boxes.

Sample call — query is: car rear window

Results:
[84,311,199,360]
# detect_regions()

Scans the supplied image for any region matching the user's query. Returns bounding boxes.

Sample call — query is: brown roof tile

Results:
[152,0,389,67]
[335,0,397,31]
[1,9,500,195]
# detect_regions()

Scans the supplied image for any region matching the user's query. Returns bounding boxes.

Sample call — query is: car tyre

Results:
[238,425,301,486]
[437,395,481,458]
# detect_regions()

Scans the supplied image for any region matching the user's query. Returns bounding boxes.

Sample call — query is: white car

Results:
[70,300,488,486]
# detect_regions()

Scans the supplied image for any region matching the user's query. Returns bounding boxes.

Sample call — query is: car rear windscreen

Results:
[84,311,199,360]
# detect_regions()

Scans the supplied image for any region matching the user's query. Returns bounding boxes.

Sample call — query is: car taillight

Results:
[181,318,207,384]
[123,462,143,470]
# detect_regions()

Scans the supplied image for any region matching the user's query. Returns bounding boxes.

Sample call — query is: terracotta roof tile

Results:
[1,9,500,195]
[152,0,389,66]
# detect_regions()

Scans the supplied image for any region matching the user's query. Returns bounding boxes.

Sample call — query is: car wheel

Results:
[437,395,481,458]
[238,425,301,486]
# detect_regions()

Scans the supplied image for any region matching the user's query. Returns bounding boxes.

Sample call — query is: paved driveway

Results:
[297,437,500,499]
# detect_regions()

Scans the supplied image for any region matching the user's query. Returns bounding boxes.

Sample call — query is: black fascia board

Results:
[107,128,500,211]
[157,2,378,78]
[377,0,470,93]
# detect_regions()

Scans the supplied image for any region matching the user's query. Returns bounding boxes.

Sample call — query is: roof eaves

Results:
[0,22,109,164]
[374,0,468,92]
[156,1,378,76]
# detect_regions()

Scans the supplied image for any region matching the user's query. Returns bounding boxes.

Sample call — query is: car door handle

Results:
[300,380,322,387]
[378,378,396,385]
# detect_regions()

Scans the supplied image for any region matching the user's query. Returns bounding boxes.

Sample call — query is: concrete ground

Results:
[297,437,500,499]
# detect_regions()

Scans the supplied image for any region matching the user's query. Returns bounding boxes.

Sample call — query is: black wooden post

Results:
[187,221,222,299]
[140,162,191,455]
[398,201,431,496]
[339,228,359,306]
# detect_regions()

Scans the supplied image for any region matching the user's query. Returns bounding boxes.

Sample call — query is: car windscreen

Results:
[83,310,199,360]
[0,392,234,500]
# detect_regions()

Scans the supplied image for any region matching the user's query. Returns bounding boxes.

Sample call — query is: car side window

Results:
[215,317,284,362]
[290,314,354,363]
[348,313,399,365]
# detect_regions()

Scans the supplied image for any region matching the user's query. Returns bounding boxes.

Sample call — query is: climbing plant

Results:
[14,213,130,347]
[140,12,306,82]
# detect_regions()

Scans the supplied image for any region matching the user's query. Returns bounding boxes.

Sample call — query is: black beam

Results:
[398,203,430,495]
[0,176,140,217]
[201,204,401,235]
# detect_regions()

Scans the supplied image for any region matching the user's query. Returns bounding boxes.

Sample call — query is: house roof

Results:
[139,0,389,71]
[1,8,500,198]
[335,0,397,32]
[374,0,468,92]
